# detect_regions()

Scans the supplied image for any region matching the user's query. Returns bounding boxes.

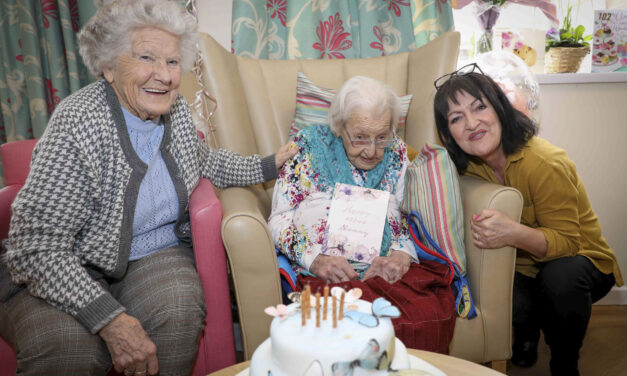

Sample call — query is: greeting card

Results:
[592,10,627,72]
[501,31,538,67]
[324,183,390,264]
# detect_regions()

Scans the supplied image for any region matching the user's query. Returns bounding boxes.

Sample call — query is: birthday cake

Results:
[249,287,413,376]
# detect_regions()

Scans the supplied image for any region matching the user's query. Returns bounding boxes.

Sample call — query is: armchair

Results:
[180,31,523,372]
[0,139,236,376]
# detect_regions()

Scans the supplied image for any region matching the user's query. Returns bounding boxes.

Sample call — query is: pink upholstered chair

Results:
[0,139,235,376]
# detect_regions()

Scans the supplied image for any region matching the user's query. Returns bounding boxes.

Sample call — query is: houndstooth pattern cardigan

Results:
[2,80,277,334]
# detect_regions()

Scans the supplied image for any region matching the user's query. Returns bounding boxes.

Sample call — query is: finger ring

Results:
[135,371,147,375]
[474,233,479,240]
[124,370,134,376]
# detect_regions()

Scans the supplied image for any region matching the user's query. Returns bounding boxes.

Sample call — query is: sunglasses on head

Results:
[433,63,485,89]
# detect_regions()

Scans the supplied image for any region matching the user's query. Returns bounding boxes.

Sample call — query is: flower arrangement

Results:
[474,0,507,53]
[453,0,558,54]
[545,6,592,52]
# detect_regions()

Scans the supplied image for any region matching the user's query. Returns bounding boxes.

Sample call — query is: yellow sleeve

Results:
[406,143,418,162]
[529,158,581,261]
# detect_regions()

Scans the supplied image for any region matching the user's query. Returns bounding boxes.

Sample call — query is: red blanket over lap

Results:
[297,260,456,354]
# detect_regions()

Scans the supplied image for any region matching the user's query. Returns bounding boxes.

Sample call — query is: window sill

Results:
[536,72,627,84]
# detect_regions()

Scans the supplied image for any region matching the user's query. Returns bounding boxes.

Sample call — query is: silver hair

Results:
[78,0,198,77]
[328,76,402,137]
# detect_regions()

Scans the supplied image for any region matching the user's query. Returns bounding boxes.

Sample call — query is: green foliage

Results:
[545,6,593,52]
[488,0,507,6]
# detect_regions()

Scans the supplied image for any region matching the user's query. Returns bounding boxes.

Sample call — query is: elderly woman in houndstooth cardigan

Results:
[0,0,295,375]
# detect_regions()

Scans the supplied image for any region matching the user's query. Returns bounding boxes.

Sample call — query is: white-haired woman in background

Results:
[0,0,295,375]
[268,76,456,353]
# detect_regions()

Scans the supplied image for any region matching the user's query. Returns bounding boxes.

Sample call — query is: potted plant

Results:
[544,6,592,73]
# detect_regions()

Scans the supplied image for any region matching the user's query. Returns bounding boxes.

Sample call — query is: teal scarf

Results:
[302,124,392,256]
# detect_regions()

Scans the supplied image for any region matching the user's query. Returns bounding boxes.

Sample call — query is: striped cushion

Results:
[401,143,466,275]
[289,72,413,137]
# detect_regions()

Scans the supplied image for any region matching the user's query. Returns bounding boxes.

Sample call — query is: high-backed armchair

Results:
[0,139,235,376]
[180,31,523,372]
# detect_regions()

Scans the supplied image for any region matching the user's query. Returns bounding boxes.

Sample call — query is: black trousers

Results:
[513,255,615,376]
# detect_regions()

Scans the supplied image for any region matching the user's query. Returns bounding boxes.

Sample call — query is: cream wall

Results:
[197,0,232,50]
[196,1,626,298]
[538,82,627,293]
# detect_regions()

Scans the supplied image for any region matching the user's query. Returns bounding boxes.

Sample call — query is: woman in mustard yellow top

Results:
[432,64,622,376]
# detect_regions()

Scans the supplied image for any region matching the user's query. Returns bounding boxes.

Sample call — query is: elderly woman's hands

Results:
[310,254,359,284]
[362,250,411,284]
[99,312,158,376]
[275,142,298,171]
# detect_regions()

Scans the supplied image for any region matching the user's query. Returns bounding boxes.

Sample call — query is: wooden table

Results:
[208,349,505,375]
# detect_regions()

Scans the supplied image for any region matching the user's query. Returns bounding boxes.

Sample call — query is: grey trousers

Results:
[0,246,206,376]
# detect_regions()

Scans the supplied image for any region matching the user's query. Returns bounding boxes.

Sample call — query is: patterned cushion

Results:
[401,142,467,275]
[289,72,413,137]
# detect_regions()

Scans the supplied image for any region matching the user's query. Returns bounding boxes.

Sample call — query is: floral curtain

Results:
[232,0,453,59]
[0,0,97,143]
[0,0,98,184]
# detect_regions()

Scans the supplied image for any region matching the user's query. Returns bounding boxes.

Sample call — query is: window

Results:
[452,0,612,73]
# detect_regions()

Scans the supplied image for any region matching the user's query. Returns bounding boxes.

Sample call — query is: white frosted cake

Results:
[249,290,412,376]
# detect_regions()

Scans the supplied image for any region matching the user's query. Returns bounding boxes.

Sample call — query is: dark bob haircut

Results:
[433,72,537,172]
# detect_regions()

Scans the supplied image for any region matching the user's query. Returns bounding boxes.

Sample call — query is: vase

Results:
[474,5,501,54]
[476,28,494,54]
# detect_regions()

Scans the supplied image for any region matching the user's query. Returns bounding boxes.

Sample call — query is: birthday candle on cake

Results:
[305,285,311,319]
[323,286,329,320]
[301,286,310,326]
[339,292,345,320]
[303,288,308,315]
[332,295,337,328]
[301,292,306,326]
[315,292,321,328]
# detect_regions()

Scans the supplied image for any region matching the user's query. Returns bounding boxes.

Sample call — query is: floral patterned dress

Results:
[268,126,416,275]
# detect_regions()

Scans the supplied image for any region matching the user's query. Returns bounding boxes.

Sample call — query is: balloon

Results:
[475,51,542,127]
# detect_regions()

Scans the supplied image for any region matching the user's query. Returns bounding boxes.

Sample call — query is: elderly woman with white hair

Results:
[268,76,456,353]
[0,0,295,375]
